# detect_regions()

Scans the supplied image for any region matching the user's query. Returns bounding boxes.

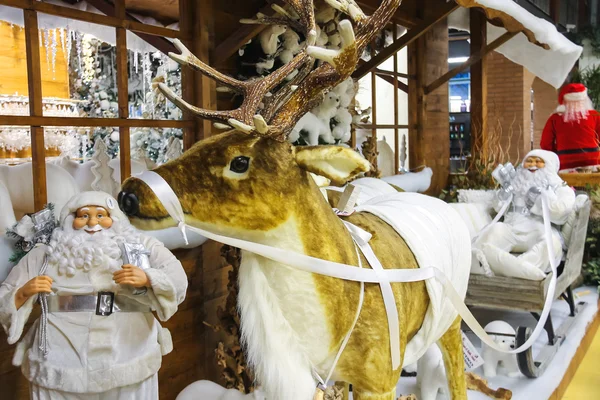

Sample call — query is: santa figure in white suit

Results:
[0,191,188,399]
[475,150,576,280]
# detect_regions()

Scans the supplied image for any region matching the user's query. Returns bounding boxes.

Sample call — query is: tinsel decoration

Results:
[6,204,57,264]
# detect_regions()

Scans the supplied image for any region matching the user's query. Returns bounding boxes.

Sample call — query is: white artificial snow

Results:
[388,287,599,399]
[448,0,582,88]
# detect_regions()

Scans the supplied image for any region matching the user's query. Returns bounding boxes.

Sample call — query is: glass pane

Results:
[375,76,395,125]
[0,13,30,116]
[131,127,183,167]
[34,14,117,119]
[0,125,86,164]
[130,47,182,121]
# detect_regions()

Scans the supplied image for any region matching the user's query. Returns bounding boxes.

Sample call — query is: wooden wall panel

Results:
[0,22,69,99]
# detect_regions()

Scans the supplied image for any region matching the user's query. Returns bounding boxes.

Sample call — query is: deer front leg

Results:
[437,317,468,400]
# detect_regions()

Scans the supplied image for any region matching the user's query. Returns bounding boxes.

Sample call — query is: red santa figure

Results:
[540,83,600,171]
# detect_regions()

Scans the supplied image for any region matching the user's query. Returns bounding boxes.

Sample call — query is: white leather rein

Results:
[136,171,560,371]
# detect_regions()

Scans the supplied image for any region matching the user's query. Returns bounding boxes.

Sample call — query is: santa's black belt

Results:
[46,292,151,316]
[556,147,600,155]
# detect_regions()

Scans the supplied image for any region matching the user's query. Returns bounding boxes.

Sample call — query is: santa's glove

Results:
[525,186,542,210]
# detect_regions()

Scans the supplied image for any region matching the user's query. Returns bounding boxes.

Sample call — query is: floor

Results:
[563,328,600,399]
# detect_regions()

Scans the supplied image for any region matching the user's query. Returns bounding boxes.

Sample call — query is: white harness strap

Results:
[343,221,401,370]
[137,171,189,245]
[135,172,559,364]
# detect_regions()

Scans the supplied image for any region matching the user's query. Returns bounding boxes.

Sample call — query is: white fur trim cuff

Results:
[563,89,588,102]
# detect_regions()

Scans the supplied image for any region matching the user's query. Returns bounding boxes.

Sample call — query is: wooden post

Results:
[179,0,197,150]
[550,0,560,25]
[115,0,130,182]
[408,1,450,194]
[196,0,217,140]
[470,9,488,161]
[393,23,399,174]
[24,9,47,210]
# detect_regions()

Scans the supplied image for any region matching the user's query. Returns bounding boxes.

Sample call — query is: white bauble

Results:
[100,100,110,110]
[99,91,108,99]
[110,130,120,142]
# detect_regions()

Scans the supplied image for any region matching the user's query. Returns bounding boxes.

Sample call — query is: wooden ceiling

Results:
[122,0,428,29]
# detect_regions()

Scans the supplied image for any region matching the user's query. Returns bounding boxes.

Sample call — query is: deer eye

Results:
[230,156,250,173]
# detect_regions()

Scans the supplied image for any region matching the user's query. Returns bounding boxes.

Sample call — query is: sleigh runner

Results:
[456,189,591,378]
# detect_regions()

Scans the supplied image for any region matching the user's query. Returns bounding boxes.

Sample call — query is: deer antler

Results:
[159,0,402,137]
[268,0,402,139]
[160,37,312,129]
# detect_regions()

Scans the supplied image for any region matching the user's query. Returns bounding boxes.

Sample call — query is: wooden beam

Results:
[352,2,458,79]
[393,23,399,174]
[424,31,517,95]
[550,0,560,24]
[197,0,217,140]
[375,73,408,93]
[0,0,184,39]
[24,9,46,210]
[356,1,420,28]
[470,8,488,161]
[0,116,193,128]
[115,0,130,182]
[559,173,600,187]
[374,69,414,80]
[180,0,197,150]
[85,0,177,55]
[212,1,282,65]
[358,124,410,129]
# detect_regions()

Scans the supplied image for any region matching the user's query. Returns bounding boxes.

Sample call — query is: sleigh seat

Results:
[450,189,591,378]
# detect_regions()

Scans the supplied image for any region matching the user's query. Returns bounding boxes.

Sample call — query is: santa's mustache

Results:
[83,225,103,233]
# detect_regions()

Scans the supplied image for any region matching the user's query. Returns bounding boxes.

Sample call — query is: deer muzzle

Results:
[118,190,140,217]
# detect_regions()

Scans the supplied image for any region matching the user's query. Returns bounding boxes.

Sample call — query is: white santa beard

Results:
[511,167,562,199]
[47,221,140,277]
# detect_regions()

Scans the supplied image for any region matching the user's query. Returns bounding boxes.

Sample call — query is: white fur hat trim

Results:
[59,191,127,227]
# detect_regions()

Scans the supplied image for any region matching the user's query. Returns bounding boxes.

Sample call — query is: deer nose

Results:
[118,191,140,216]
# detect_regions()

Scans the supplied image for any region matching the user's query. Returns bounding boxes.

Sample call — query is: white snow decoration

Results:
[100,99,110,110]
[447,0,582,88]
[90,139,119,196]
[176,381,265,400]
[110,130,120,142]
[382,168,433,193]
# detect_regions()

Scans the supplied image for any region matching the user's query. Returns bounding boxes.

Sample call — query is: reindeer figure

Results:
[119,1,469,399]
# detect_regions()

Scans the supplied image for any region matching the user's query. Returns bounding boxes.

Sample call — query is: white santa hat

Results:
[522,149,560,174]
[59,191,126,228]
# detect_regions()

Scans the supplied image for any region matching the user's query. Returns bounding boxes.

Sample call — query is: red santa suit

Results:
[540,83,600,170]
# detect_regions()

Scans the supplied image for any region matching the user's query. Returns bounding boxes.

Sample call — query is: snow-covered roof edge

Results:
[452,0,582,88]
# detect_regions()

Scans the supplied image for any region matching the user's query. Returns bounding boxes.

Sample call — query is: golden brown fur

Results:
[121,131,466,399]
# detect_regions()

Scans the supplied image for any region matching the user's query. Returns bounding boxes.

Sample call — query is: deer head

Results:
[119,0,402,238]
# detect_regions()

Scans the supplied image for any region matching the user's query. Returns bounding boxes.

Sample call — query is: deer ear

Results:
[294,146,371,185]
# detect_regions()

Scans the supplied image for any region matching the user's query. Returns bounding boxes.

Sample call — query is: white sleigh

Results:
[452,189,591,378]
